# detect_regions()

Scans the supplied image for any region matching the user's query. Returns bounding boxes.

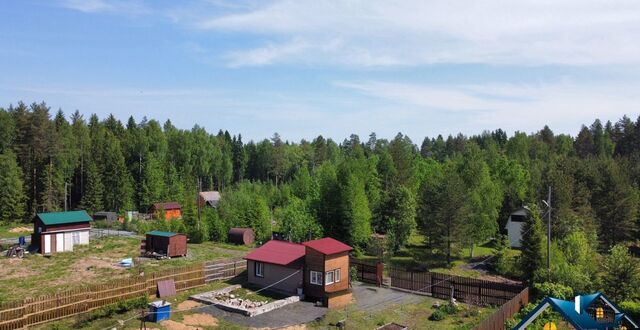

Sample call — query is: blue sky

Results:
[1,0,640,142]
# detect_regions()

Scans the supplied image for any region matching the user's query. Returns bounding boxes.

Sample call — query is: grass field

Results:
[0,235,249,303]
[361,232,520,278]
[310,297,494,330]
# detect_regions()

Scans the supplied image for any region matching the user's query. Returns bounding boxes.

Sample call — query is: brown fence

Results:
[204,258,247,282]
[0,258,245,330]
[389,268,524,306]
[474,287,530,330]
[350,258,383,286]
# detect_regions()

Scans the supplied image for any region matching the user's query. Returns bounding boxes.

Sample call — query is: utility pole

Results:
[545,186,552,280]
[64,182,68,211]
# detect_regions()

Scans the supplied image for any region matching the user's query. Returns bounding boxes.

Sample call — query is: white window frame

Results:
[325,270,334,285]
[335,268,341,283]
[310,270,322,285]
[255,261,264,278]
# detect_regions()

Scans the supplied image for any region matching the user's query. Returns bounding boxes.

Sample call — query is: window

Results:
[335,269,341,282]
[255,261,264,277]
[310,271,322,285]
[326,271,334,284]
[72,232,80,244]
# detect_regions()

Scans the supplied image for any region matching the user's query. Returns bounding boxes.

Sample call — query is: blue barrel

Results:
[148,301,171,322]
[18,236,25,246]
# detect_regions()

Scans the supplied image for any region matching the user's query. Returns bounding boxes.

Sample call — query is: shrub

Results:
[429,308,448,321]
[440,302,459,315]
[533,282,574,300]
[620,301,640,320]
[75,295,149,327]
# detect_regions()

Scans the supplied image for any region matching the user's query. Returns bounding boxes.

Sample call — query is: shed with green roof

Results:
[144,231,187,258]
[33,210,93,255]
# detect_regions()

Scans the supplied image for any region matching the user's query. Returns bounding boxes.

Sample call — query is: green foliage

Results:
[533,282,574,300]
[429,308,448,321]
[76,294,149,327]
[520,204,545,285]
[275,197,323,242]
[619,301,640,321]
[217,183,271,242]
[603,244,640,302]
[0,151,25,221]
[375,185,417,252]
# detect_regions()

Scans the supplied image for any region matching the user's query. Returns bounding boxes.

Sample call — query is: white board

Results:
[56,233,64,252]
[79,230,89,245]
[44,234,51,254]
[64,232,74,252]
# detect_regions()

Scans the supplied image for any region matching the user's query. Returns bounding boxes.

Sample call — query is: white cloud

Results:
[59,0,149,16]
[336,80,640,135]
[194,0,640,67]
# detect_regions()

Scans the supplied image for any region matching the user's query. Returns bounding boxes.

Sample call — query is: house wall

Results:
[165,209,181,220]
[168,235,187,257]
[327,291,353,308]
[506,219,524,248]
[303,248,326,300]
[247,260,303,295]
[37,229,89,255]
[324,252,349,293]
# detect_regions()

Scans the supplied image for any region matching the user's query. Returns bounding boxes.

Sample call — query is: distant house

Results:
[198,191,221,208]
[245,240,305,295]
[144,231,187,258]
[32,210,92,255]
[244,237,353,308]
[505,207,530,248]
[149,202,181,220]
[514,292,638,330]
[228,228,255,246]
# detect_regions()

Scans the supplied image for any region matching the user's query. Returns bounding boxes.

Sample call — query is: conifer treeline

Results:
[0,102,639,253]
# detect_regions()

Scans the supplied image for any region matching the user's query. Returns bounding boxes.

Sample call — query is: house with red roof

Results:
[244,237,353,308]
[244,240,306,295]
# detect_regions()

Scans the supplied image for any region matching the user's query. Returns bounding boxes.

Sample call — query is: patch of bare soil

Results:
[9,226,32,233]
[178,300,203,310]
[0,258,38,279]
[50,257,126,286]
[252,325,309,330]
[182,313,219,327]
[159,320,197,330]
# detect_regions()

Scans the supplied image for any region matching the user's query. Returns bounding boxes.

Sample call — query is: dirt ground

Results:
[182,313,219,327]
[8,226,31,233]
[0,258,37,279]
[50,257,127,287]
[253,326,309,330]
[178,300,203,310]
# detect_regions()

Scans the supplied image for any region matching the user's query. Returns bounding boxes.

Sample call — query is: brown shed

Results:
[145,231,187,257]
[228,228,255,245]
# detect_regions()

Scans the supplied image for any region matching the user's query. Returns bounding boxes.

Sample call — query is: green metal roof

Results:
[146,230,177,237]
[37,210,93,225]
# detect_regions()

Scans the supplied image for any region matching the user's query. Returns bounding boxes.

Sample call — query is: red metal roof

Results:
[151,202,181,210]
[244,240,305,266]
[302,237,353,255]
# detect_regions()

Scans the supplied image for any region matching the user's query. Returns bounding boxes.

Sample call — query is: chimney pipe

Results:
[575,296,581,314]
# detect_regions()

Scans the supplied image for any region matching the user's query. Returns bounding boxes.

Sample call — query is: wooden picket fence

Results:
[204,257,247,282]
[0,263,208,330]
[474,287,530,330]
[389,268,524,306]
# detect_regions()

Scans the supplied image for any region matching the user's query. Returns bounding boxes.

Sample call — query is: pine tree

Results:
[520,205,545,285]
[0,151,25,221]
[141,157,165,208]
[81,158,104,213]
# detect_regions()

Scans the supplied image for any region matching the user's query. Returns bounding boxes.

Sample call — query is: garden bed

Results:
[190,284,299,317]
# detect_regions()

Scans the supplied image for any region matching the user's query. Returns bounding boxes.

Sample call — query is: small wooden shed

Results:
[145,231,187,257]
[228,228,255,245]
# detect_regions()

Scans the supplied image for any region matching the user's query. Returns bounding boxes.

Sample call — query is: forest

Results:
[1,102,640,301]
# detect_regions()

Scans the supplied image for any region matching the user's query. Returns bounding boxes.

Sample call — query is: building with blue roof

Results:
[514,292,638,329]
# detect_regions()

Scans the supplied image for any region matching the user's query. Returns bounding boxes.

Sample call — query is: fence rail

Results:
[389,267,524,306]
[204,258,247,282]
[474,287,530,330]
[0,258,245,330]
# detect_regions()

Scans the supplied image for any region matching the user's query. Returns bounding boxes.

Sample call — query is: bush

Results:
[75,295,149,327]
[429,308,448,321]
[620,301,640,320]
[440,302,459,315]
[533,282,574,300]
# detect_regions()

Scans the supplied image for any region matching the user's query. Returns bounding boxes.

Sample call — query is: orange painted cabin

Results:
[149,202,182,220]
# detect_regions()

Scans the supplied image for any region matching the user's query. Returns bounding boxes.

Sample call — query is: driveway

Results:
[200,299,327,328]
[351,282,428,312]
[198,282,427,328]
